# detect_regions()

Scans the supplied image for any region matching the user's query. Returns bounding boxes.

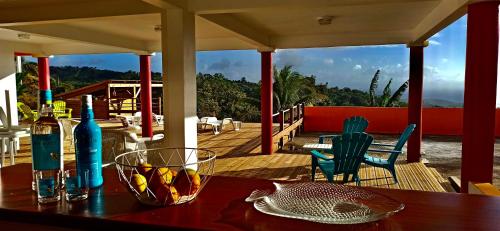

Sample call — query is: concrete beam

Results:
[8,24,149,54]
[0,0,159,26]
[141,0,188,9]
[191,0,437,14]
[272,30,413,48]
[199,14,272,50]
[411,0,469,43]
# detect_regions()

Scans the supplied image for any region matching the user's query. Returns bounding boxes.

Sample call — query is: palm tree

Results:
[273,65,304,112]
[369,70,380,106]
[272,65,326,112]
[368,69,409,107]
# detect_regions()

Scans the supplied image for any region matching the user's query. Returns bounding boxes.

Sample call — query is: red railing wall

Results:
[304,106,500,137]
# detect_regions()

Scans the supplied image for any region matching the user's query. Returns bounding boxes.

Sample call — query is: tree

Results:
[272,65,327,112]
[368,69,408,107]
[368,70,379,106]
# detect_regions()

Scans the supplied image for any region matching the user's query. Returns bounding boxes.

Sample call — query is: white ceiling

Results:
[0,0,470,55]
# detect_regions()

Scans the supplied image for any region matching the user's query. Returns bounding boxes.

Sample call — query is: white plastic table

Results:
[302,143,333,151]
[0,130,30,167]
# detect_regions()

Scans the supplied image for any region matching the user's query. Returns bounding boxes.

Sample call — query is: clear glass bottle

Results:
[30,104,64,190]
[75,95,103,188]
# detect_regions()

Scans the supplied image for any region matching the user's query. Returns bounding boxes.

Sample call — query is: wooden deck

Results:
[6,121,447,192]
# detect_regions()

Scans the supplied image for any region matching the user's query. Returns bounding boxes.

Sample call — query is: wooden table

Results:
[0,164,499,231]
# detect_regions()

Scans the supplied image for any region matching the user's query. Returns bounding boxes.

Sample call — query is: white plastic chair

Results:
[60,118,80,151]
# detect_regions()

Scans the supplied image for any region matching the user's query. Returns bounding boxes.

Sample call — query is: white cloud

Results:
[343,57,352,63]
[353,64,362,70]
[431,32,441,38]
[428,40,441,46]
[323,58,334,65]
[275,50,306,67]
[396,63,402,68]
[441,58,449,63]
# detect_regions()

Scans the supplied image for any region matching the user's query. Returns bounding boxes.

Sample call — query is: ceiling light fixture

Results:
[317,16,334,26]
[17,33,30,40]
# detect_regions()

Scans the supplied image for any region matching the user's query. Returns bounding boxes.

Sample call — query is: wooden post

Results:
[407,44,425,163]
[140,54,153,138]
[260,51,273,154]
[461,1,499,193]
[158,97,162,115]
[289,106,295,140]
[279,110,284,150]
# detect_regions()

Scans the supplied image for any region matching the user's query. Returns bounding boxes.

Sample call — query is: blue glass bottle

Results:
[75,95,103,188]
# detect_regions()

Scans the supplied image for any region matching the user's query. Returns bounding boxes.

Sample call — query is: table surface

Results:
[302,143,333,150]
[0,164,499,231]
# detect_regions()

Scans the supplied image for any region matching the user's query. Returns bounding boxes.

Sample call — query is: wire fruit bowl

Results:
[115,147,216,206]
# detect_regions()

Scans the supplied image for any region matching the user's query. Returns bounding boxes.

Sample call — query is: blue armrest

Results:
[372,142,395,147]
[367,149,402,154]
[311,150,333,161]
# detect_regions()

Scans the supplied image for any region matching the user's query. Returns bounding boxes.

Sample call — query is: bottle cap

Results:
[82,95,93,108]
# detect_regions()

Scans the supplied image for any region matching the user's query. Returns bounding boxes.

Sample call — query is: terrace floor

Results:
[5,120,461,193]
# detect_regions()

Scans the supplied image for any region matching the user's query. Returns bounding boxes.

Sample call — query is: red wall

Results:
[304,106,500,137]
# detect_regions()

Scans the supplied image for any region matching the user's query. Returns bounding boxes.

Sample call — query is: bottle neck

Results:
[80,106,94,121]
[40,104,54,117]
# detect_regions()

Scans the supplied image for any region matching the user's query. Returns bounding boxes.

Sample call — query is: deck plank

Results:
[7,121,447,192]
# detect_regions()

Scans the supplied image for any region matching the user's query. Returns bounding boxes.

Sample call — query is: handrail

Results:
[108,96,163,115]
[272,102,305,151]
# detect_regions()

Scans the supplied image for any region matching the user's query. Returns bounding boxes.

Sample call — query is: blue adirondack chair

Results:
[311,132,374,186]
[363,124,416,183]
[318,116,368,144]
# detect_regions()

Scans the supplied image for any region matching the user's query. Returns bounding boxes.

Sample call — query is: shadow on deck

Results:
[10,121,450,192]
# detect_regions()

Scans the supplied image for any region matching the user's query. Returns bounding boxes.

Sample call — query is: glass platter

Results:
[245,182,404,224]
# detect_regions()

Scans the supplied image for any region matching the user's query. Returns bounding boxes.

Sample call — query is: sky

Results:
[34,15,469,104]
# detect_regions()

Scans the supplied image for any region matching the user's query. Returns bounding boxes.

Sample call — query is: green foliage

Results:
[368,69,409,107]
[386,80,409,107]
[369,70,379,106]
[15,61,41,108]
[196,73,261,122]
[273,65,328,112]
[17,61,409,123]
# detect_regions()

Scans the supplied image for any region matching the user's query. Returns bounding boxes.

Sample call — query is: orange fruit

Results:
[174,168,201,196]
[131,174,147,193]
[154,184,180,205]
[148,167,173,190]
[137,163,153,176]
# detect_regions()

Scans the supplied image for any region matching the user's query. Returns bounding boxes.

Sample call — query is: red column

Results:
[140,55,153,138]
[261,51,273,154]
[37,57,52,105]
[407,45,424,163]
[461,1,499,193]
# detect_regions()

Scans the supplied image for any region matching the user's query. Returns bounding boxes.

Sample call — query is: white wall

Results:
[0,40,41,126]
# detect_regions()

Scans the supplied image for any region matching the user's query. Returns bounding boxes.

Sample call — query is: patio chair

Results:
[17,102,38,122]
[362,124,416,183]
[53,100,73,118]
[197,116,222,134]
[0,107,30,132]
[311,132,373,186]
[318,116,368,144]
[60,118,80,151]
[132,112,163,127]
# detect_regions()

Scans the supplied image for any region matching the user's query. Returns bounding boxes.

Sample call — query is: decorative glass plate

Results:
[245,182,404,224]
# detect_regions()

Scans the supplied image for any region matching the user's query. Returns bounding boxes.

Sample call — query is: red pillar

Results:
[37,57,52,105]
[407,45,424,163]
[261,51,273,154]
[140,55,153,138]
[460,1,499,193]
